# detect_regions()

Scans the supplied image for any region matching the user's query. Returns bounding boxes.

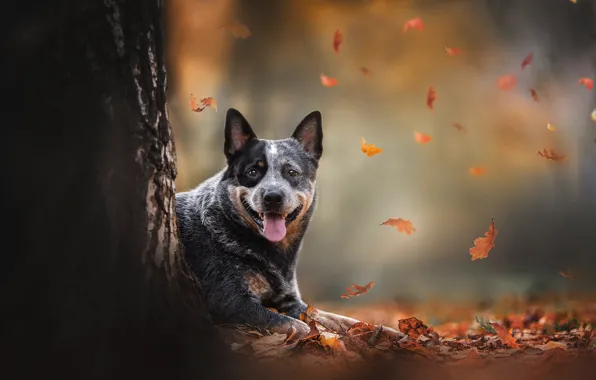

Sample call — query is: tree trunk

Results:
[2,1,231,379]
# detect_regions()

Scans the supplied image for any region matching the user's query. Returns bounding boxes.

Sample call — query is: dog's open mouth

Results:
[241,198,303,242]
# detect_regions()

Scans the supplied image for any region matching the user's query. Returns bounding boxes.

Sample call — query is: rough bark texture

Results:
[1,0,232,379]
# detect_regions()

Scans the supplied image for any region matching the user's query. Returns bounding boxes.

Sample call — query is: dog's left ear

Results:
[291,111,323,160]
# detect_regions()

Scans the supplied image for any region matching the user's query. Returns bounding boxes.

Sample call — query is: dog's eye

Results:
[288,169,298,177]
[247,169,258,177]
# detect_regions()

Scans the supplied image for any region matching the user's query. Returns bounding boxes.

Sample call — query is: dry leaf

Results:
[189,95,217,113]
[537,148,567,161]
[220,22,252,39]
[426,86,437,110]
[444,46,462,56]
[559,268,575,280]
[414,131,432,144]
[403,17,424,32]
[359,67,372,76]
[398,317,432,339]
[498,75,517,90]
[546,122,556,132]
[521,53,533,70]
[341,281,376,299]
[489,322,520,348]
[320,74,339,88]
[361,137,382,157]
[452,123,467,133]
[333,29,343,54]
[535,341,568,351]
[469,167,486,176]
[578,77,593,90]
[380,218,416,235]
[469,218,498,261]
[529,88,539,102]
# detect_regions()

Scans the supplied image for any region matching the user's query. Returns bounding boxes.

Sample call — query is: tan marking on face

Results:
[274,191,314,251]
[229,186,261,233]
[257,160,265,167]
[244,271,273,299]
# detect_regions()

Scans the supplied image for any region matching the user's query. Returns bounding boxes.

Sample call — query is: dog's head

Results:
[221,108,323,245]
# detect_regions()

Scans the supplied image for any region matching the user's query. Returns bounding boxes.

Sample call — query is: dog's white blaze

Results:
[266,141,278,156]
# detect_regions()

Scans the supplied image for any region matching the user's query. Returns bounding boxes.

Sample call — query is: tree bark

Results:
[1,1,231,379]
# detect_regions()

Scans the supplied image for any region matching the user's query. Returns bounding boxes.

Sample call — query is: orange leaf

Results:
[360,137,382,157]
[426,86,437,110]
[340,281,375,299]
[189,95,217,113]
[578,77,594,90]
[380,218,416,235]
[497,74,517,90]
[529,88,539,102]
[490,322,520,348]
[537,148,566,161]
[333,29,343,54]
[359,67,372,77]
[521,52,533,70]
[469,218,498,261]
[320,74,339,88]
[559,268,575,280]
[444,46,462,56]
[398,317,431,339]
[403,17,424,32]
[452,123,467,133]
[414,131,432,144]
[469,167,486,176]
[220,22,252,39]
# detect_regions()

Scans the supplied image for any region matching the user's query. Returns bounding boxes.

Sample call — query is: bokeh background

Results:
[165,0,596,309]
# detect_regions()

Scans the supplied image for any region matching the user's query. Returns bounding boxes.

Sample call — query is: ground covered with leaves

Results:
[219,295,596,380]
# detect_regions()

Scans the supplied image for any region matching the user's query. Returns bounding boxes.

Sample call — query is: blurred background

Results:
[165,0,596,310]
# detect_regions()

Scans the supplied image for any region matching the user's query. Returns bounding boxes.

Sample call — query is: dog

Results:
[175,108,364,337]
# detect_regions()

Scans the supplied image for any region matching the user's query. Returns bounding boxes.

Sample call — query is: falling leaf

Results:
[380,218,416,235]
[490,322,520,348]
[320,74,339,87]
[332,29,343,54]
[403,17,424,32]
[426,86,437,110]
[360,137,383,157]
[359,67,372,76]
[341,281,376,299]
[521,53,533,70]
[497,75,517,90]
[537,148,567,161]
[546,122,556,132]
[452,123,467,133]
[189,95,217,113]
[220,22,252,39]
[559,268,576,280]
[578,77,594,90]
[469,218,498,261]
[529,88,539,102]
[469,167,486,176]
[414,131,432,144]
[591,109,596,121]
[444,46,462,56]
[398,317,432,339]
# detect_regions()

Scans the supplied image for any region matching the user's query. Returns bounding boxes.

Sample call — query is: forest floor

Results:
[218,294,596,380]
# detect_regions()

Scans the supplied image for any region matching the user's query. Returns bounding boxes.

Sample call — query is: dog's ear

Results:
[224,108,257,160]
[291,111,323,160]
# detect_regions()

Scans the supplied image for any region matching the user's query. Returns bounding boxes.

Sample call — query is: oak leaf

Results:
[469,167,486,176]
[469,218,497,261]
[537,148,566,161]
[398,317,431,339]
[361,137,382,157]
[414,131,432,144]
[380,218,416,235]
[578,77,593,90]
[333,29,343,54]
[220,22,252,39]
[444,46,462,56]
[489,322,520,348]
[529,88,539,102]
[320,74,339,87]
[521,52,533,70]
[189,95,217,113]
[426,86,437,110]
[340,281,376,299]
[497,74,517,90]
[403,17,424,32]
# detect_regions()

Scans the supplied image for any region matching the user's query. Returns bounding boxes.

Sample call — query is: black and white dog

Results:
[176,109,361,336]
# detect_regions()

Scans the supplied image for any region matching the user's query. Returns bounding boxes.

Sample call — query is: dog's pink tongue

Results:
[263,213,286,242]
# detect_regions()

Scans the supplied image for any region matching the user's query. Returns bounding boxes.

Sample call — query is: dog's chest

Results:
[243,267,295,305]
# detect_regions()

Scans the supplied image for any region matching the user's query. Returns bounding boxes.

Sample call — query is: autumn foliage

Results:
[341,282,376,299]
[381,218,416,235]
[360,137,382,156]
[469,219,498,261]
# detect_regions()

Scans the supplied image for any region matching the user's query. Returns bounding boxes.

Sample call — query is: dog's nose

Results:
[263,191,283,207]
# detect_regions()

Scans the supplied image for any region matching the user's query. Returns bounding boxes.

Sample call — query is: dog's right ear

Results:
[224,108,257,160]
